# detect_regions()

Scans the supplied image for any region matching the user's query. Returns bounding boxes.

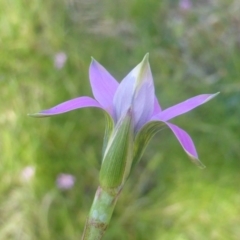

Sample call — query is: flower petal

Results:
[152,96,162,116]
[113,54,155,130]
[152,93,219,121]
[133,80,154,131]
[113,73,135,122]
[132,54,155,130]
[89,58,119,111]
[28,96,103,117]
[164,122,205,168]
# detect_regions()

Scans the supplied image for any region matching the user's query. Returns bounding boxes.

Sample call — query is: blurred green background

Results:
[1,0,240,239]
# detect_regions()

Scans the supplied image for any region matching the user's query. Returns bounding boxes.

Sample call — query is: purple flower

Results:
[56,173,75,190]
[179,0,192,11]
[30,54,218,168]
[54,52,67,69]
[21,166,35,182]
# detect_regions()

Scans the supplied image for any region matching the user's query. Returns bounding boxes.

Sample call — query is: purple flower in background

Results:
[54,52,67,69]
[56,173,75,190]
[179,0,192,11]
[21,166,35,182]
[30,54,218,168]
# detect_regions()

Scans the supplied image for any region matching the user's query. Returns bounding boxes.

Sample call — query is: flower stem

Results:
[81,186,121,240]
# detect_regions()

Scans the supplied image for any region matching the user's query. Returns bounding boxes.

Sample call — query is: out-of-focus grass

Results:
[1,0,240,239]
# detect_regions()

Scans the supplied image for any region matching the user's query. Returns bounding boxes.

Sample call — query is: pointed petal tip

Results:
[201,92,220,106]
[90,57,96,64]
[144,52,149,58]
[207,92,220,101]
[188,154,206,169]
[27,113,48,118]
[142,53,149,63]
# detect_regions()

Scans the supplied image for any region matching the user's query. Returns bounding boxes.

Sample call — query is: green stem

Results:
[81,186,121,240]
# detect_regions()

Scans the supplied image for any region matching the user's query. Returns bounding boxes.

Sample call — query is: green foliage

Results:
[1,0,240,239]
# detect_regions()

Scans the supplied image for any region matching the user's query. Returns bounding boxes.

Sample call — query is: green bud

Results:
[99,109,134,191]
